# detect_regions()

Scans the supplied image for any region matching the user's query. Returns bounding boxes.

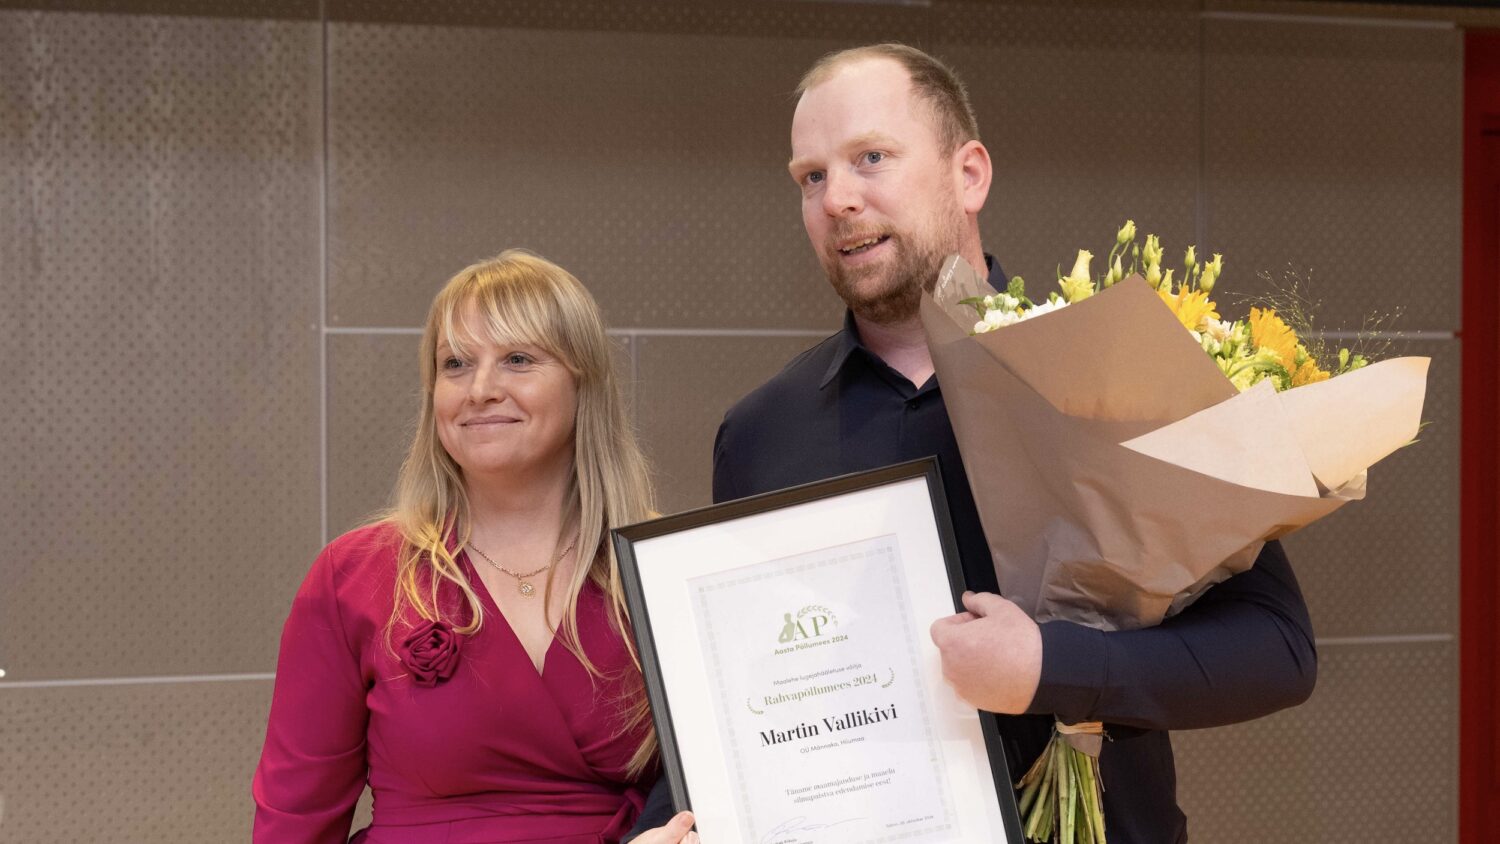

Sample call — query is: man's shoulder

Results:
[723,331,842,429]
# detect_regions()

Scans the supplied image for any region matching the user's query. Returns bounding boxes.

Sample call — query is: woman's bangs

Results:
[437,275,568,365]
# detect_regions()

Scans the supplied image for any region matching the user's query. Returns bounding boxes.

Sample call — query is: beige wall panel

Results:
[1284,339,1457,637]
[0,679,273,842]
[326,332,634,538]
[325,21,911,331]
[936,1,1201,292]
[0,0,318,16]
[1175,641,1455,842]
[326,0,923,36]
[327,333,423,537]
[635,333,820,514]
[0,11,322,679]
[1208,0,1500,27]
[1203,17,1460,330]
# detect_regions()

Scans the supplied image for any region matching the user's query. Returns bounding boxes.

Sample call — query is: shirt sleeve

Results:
[252,545,371,843]
[621,776,676,842]
[711,415,740,504]
[1028,540,1316,731]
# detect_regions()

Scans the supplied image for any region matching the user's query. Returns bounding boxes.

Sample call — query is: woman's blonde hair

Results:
[384,249,657,776]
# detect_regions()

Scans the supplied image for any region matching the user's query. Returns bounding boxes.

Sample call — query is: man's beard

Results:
[822,212,963,326]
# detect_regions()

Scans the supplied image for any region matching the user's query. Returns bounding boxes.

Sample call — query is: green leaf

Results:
[1008,276,1029,301]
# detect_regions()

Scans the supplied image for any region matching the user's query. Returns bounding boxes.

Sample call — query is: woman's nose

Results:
[467,362,507,403]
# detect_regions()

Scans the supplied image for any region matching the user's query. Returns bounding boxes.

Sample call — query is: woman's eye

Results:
[863,151,884,165]
[441,356,464,370]
[505,353,533,366]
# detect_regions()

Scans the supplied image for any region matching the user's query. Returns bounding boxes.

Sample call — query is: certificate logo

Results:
[776,605,841,646]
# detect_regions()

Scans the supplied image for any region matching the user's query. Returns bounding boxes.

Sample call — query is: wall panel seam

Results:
[1200,10,1455,30]
[325,327,836,338]
[322,327,1456,340]
[0,634,1451,690]
[1304,330,1457,341]
[1317,633,1455,646]
[0,673,277,690]
[318,0,331,547]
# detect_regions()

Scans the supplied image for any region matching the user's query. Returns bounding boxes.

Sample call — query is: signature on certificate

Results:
[760,815,868,844]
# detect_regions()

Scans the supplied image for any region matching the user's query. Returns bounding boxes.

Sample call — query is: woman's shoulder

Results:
[325,520,403,559]
[289,521,403,635]
[309,520,404,588]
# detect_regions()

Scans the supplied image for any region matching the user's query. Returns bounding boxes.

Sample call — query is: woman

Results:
[253,251,695,844]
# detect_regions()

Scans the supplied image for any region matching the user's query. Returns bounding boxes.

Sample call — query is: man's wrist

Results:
[1029,620,1108,722]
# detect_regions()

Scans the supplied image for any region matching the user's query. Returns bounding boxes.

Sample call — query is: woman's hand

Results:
[630,810,698,843]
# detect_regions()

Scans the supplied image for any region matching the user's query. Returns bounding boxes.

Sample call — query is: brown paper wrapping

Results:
[921,256,1430,631]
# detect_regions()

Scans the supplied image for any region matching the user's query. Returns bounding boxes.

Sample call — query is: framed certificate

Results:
[613,458,1024,844]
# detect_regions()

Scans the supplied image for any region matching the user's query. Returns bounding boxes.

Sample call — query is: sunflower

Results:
[1157,285,1220,332]
[1290,345,1331,388]
[1248,307,1299,371]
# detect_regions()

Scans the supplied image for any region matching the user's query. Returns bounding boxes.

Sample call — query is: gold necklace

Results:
[469,534,578,598]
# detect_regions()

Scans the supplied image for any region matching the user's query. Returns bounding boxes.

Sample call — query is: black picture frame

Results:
[613,457,1024,843]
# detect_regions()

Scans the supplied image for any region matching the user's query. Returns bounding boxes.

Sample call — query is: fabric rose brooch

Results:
[400,619,463,687]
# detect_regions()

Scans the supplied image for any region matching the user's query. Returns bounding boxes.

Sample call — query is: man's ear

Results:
[955,139,992,216]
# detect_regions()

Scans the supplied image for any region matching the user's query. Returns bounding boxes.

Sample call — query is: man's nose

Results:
[821,169,863,218]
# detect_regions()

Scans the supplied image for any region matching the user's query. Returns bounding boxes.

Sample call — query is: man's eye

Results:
[804,171,825,186]
[863,151,885,165]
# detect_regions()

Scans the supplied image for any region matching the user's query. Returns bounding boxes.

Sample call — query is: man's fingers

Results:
[962,590,1008,617]
[632,810,696,844]
[930,611,976,643]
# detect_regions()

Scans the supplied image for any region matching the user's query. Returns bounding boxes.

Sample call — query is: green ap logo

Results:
[777,605,838,643]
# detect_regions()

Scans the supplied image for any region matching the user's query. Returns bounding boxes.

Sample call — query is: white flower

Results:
[1021,299,1070,321]
[1202,317,1233,343]
[984,308,1021,329]
[997,293,1021,311]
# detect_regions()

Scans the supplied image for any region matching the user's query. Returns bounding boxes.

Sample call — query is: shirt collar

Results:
[818,254,1002,390]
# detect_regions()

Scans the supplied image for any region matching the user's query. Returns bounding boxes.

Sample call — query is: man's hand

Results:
[629,811,698,844]
[929,591,1042,714]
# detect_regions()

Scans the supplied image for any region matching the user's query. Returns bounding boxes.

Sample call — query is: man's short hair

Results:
[796,43,980,152]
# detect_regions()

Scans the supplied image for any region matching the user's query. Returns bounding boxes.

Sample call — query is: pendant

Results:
[518,580,536,597]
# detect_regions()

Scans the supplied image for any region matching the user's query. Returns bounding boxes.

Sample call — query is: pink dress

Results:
[253,523,651,843]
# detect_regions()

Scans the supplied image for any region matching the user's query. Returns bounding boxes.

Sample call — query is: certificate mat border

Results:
[613,458,1024,842]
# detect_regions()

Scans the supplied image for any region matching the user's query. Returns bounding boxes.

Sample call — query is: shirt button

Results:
[906,399,920,410]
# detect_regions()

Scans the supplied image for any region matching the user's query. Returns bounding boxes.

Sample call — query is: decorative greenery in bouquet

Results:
[964,220,1373,395]
[960,221,1394,844]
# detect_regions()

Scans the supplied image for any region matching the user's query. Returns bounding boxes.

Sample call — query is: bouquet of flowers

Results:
[919,223,1430,844]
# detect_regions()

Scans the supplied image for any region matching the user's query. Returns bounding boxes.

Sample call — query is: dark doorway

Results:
[1462,28,1500,844]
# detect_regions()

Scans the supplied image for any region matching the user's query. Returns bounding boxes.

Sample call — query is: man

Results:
[634,44,1316,843]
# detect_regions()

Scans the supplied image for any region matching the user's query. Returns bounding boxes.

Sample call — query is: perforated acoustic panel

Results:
[0,0,319,19]
[936,0,1203,288]
[634,333,819,513]
[0,11,323,680]
[1286,338,1459,637]
[326,21,871,331]
[1203,17,1461,330]
[327,333,422,536]
[0,679,273,842]
[1207,0,1500,27]
[1175,642,1457,842]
